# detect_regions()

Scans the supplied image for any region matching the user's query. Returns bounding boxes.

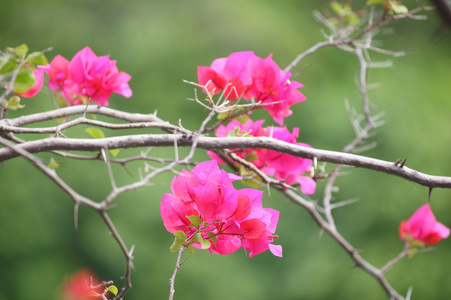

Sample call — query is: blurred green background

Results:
[1,0,451,299]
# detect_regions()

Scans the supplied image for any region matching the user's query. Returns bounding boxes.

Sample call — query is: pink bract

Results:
[41,47,132,106]
[399,204,450,246]
[198,51,306,125]
[208,119,316,195]
[160,160,282,257]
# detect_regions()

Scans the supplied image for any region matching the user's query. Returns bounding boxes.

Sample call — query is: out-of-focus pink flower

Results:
[160,160,282,257]
[399,204,450,246]
[16,67,45,98]
[40,55,70,92]
[61,269,102,300]
[208,119,316,194]
[198,51,306,125]
[41,47,132,106]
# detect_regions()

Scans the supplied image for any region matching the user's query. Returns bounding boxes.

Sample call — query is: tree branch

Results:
[1,134,450,188]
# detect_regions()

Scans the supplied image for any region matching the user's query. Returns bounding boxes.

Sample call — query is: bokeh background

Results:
[1,0,451,299]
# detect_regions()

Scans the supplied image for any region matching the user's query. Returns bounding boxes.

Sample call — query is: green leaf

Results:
[330,2,343,14]
[85,127,105,139]
[205,232,217,246]
[174,230,187,239]
[47,157,60,169]
[217,112,229,120]
[234,113,249,124]
[7,44,28,58]
[26,51,48,67]
[107,285,118,296]
[366,0,385,5]
[7,96,25,110]
[109,148,120,157]
[170,231,187,252]
[187,215,201,228]
[390,3,408,14]
[241,177,263,188]
[201,239,211,250]
[0,59,16,74]
[243,151,259,162]
[193,232,203,244]
[13,67,35,93]
[187,245,195,253]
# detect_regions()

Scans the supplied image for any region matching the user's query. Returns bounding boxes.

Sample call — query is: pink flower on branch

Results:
[160,160,282,257]
[399,204,450,247]
[41,47,132,106]
[197,51,306,125]
[208,119,316,195]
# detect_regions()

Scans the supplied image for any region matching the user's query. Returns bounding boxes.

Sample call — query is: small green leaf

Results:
[107,285,118,296]
[330,2,343,14]
[390,3,408,14]
[201,239,211,250]
[0,59,16,74]
[187,245,195,253]
[7,96,25,110]
[174,230,187,239]
[193,232,203,244]
[7,44,28,58]
[187,215,201,228]
[205,232,217,246]
[241,177,263,189]
[13,67,35,93]
[109,149,120,157]
[26,52,48,67]
[170,231,187,252]
[47,157,60,169]
[234,114,249,124]
[85,127,105,139]
[366,0,385,5]
[243,151,259,162]
[217,112,229,120]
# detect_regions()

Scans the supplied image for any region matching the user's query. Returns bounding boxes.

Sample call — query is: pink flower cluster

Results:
[399,204,450,247]
[198,51,306,125]
[208,119,316,195]
[40,47,132,106]
[160,160,282,257]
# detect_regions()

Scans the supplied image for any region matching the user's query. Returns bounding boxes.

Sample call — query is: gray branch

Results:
[1,134,450,188]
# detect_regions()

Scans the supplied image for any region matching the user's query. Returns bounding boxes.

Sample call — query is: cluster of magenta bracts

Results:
[18,47,132,106]
[160,161,283,257]
[198,51,306,126]
[41,47,132,106]
[208,119,316,195]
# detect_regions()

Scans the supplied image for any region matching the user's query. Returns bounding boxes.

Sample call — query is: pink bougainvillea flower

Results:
[61,269,102,300]
[247,54,306,125]
[207,119,316,194]
[68,47,132,105]
[399,204,450,246]
[198,51,306,124]
[160,160,282,257]
[41,47,132,106]
[198,51,254,100]
[40,54,70,92]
